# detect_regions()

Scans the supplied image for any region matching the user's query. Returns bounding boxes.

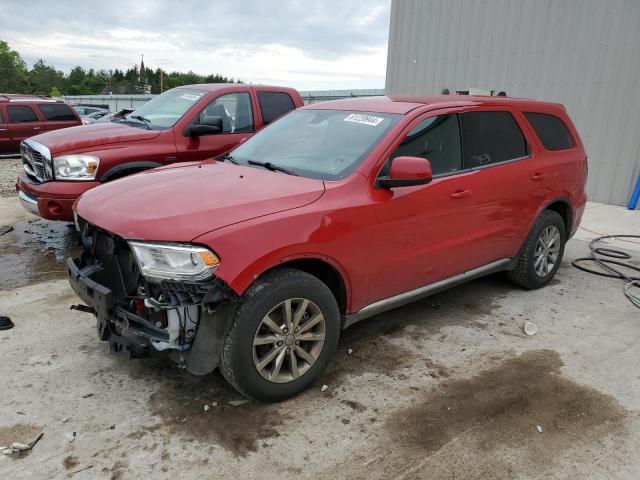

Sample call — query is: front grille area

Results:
[76,216,140,299]
[21,142,51,183]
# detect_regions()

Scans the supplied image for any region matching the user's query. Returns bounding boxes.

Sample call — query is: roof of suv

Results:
[177,83,299,93]
[0,94,63,103]
[304,95,565,115]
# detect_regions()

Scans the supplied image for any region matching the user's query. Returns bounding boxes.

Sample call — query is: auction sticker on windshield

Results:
[344,113,384,126]
[180,93,202,101]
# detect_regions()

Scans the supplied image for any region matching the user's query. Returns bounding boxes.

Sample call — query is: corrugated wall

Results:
[386,0,640,206]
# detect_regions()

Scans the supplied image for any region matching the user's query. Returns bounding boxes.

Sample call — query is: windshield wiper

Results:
[129,115,152,129]
[217,152,238,164]
[248,160,298,176]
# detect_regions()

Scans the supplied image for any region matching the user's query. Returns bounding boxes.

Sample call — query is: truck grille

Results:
[76,216,140,299]
[21,141,52,183]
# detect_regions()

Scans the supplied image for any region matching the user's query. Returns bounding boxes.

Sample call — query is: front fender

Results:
[100,161,162,182]
[194,207,371,313]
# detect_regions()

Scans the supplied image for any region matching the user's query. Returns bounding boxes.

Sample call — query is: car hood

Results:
[75,161,326,242]
[32,123,161,155]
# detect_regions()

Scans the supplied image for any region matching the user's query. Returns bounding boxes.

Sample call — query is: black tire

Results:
[219,268,340,402]
[507,210,566,289]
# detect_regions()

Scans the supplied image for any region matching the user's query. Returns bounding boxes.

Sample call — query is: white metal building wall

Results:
[385,0,640,206]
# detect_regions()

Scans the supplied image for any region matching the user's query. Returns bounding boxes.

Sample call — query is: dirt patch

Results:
[351,350,628,479]
[0,157,21,198]
[0,218,78,290]
[108,459,128,480]
[63,455,79,470]
[116,357,283,457]
[0,423,42,446]
[341,399,367,412]
[321,275,509,386]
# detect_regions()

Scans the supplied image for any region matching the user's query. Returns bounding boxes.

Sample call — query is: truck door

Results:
[36,103,80,133]
[176,92,255,162]
[0,106,12,153]
[6,105,43,146]
[459,108,542,263]
[367,112,482,303]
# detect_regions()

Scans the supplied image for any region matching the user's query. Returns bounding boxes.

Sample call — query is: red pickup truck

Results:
[15,84,303,221]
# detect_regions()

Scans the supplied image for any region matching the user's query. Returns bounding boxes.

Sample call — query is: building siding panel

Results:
[386,0,640,205]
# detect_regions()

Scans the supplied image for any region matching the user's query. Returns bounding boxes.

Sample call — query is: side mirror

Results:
[377,156,433,189]
[183,115,223,136]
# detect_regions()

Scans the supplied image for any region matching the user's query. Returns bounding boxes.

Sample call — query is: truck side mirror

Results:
[184,115,223,136]
[377,156,433,189]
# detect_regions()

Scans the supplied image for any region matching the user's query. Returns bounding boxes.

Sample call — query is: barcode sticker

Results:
[344,113,384,126]
[180,93,202,101]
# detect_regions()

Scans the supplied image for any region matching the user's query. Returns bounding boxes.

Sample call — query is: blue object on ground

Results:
[628,175,640,210]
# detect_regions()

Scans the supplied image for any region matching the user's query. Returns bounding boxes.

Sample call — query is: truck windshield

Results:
[122,88,207,129]
[230,109,401,180]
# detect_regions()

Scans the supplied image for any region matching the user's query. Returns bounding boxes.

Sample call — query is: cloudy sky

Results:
[0,0,391,90]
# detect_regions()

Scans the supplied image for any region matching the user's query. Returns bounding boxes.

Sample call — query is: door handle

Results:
[450,189,472,199]
[531,172,548,181]
[33,127,41,130]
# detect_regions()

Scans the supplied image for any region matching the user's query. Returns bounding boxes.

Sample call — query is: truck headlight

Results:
[53,155,100,180]
[129,241,220,281]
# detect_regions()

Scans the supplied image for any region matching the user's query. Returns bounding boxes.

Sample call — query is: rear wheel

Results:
[219,268,340,402]
[507,210,566,289]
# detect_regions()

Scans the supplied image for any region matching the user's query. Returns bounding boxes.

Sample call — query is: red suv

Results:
[15,84,303,221]
[0,94,81,154]
[66,95,587,401]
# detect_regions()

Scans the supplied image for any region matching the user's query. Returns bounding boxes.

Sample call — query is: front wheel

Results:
[219,268,340,402]
[507,210,566,289]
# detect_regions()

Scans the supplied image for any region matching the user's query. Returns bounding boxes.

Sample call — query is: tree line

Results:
[0,40,239,97]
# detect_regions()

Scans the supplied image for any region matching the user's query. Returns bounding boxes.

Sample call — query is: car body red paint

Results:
[0,94,82,153]
[74,95,587,314]
[15,84,303,221]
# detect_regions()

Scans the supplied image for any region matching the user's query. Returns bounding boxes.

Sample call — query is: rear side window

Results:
[389,114,462,176]
[257,91,295,124]
[524,112,574,151]
[38,103,76,121]
[7,105,38,123]
[462,111,529,167]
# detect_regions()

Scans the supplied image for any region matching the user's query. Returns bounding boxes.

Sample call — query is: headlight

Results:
[129,241,220,281]
[53,154,100,180]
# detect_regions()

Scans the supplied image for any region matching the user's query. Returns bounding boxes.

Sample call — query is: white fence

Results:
[63,89,385,112]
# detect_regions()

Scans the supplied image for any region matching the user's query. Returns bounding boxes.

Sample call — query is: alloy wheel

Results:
[252,298,326,383]
[534,225,561,277]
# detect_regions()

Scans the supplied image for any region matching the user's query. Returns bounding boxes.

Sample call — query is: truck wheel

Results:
[219,268,340,402]
[507,210,566,289]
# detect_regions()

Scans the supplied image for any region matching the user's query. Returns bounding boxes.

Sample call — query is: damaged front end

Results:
[66,216,237,375]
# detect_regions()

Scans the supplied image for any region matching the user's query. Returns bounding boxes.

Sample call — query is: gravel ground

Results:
[0,196,639,480]
[0,157,21,198]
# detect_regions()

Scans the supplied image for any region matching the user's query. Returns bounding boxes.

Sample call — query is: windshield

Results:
[230,109,401,180]
[122,88,207,129]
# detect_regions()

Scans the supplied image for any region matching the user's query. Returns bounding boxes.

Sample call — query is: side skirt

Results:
[342,258,512,329]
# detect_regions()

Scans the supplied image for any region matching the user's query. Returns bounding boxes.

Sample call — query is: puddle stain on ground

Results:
[322,274,509,386]
[0,423,42,446]
[0,219,78,290]
[0,423,42,459]
[357,350,629,479]
[105,356,284,457]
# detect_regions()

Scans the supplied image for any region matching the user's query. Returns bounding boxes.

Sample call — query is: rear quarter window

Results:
[257,91,296,124]
[524,112,575,150]
[38,103,77,121]
[7,105,38,123]
[462,111,529,167]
